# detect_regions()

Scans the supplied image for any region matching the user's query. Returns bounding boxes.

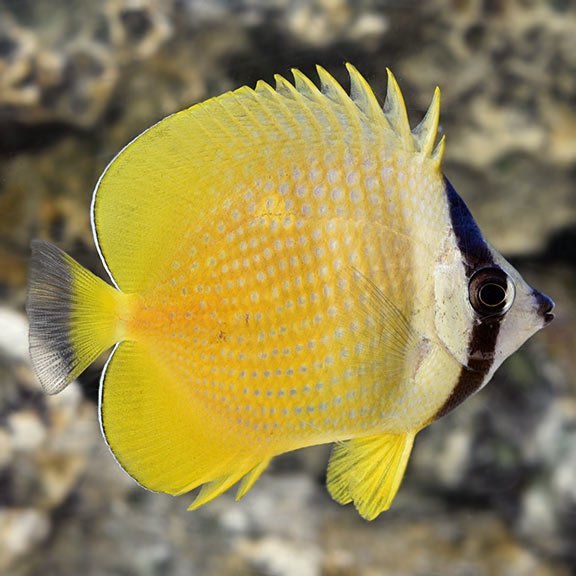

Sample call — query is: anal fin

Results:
[236,459,271,501]
[327,432,416,520]
[188,474,243,510]
[187,458,271,510]
[101,341,269,506]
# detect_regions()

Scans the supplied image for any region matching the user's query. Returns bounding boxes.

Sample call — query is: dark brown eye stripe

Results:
[434,178,503,420]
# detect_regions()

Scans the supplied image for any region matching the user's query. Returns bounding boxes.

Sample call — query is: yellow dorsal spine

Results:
[291,68,324,102]
[274,72,301,100]
[432,134,446,167]
[253,79,309,138]
[412,86,441,157]
[283,70,325,134]
[266,65,443,163]
[383,68,414,153]
[346,63,388,128]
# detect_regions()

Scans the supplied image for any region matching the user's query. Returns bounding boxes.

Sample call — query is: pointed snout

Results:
[533,289,555,326]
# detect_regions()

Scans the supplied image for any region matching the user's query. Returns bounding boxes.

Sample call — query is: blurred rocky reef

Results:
[1,0,575,575]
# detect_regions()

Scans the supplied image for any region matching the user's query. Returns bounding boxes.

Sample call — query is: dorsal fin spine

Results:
[274,73,299,99]
[211,98,254,140]
[254,80,306,139]
[275,72,328,138]
[345,63,388,128]
[291,68,324,102]
[432,134,446,166]
[412,86,441,156]
[316,66,353,108]
[241,66,442,164]
[235,87,295,141]
[316,66,364,136]
[232,88,271,132]
[295,66,346,137]
[287,70,325,134]
[383,68,414,152]
[254,79,276,96]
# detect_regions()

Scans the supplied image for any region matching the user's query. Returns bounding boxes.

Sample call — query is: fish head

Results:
[433,179,554,384]
[479,249,555,373]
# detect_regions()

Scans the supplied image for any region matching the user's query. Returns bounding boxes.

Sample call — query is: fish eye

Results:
[468,267,515,317]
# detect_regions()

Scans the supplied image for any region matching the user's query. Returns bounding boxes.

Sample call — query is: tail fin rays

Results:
[27,240,124,394]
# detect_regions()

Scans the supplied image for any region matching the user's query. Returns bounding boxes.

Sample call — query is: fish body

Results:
[28,65,554,519]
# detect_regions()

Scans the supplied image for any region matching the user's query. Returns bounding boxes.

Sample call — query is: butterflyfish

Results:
[27,64,555,520]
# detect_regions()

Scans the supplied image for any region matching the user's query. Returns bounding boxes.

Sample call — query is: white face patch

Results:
[433,231,474,367]
[432,179,554,419]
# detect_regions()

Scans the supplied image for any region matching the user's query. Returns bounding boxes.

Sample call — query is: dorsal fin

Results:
[92,65,444,292]
[412,86,441,157]
[346,63,388,126]
[316,66,354,110]
[274,73,299,100]
[383,68,413,152]
[290,68,342,135]
[291,68,324,102]
[432,134,446,166]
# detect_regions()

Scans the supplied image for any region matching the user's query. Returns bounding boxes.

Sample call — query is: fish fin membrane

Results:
[100,340,267,502]
[187,456,271,509]
[188,474,244,510]
[342,266,427,381]
[27,240,122,394]
[235,459,271,501]
[327,432,416,521]
[383,68,413,152]
[92,65,442,293]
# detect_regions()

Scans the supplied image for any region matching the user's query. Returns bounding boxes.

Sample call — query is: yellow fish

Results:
[27,64,554,520]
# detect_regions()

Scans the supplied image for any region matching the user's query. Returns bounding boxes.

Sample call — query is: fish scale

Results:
[27,64,554,520]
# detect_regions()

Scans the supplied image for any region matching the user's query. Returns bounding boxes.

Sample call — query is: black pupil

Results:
[479,282,507,307]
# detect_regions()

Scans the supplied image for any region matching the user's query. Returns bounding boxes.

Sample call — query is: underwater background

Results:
[0,0,575,574]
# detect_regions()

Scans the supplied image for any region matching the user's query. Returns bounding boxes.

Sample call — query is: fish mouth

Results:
[533,289,555,326]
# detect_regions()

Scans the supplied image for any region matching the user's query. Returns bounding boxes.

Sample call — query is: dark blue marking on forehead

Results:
[445,177,494,275]
[434,177,502,420]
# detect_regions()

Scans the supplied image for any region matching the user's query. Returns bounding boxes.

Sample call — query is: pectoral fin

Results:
[327,432,416,520]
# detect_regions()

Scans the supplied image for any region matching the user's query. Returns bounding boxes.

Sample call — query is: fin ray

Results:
[345,63,386,126]
[327,432,416,520]
[28,240,123,394]
[236,459,271,501]
[383,69,413,151]
[340,265,425,380]
[412,86,441,156]
[432,134,446,166]
[188,474,244,510]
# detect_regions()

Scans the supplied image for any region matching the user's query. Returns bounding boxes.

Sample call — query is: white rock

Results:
[0,307,28,363]
[0,509,50,571]
[8,411,47,452]
[238,536,321,576]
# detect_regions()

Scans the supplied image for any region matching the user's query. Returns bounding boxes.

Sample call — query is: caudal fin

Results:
[27,240,124,394]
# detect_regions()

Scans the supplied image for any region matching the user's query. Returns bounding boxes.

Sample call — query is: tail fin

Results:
[27,240,125,394]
